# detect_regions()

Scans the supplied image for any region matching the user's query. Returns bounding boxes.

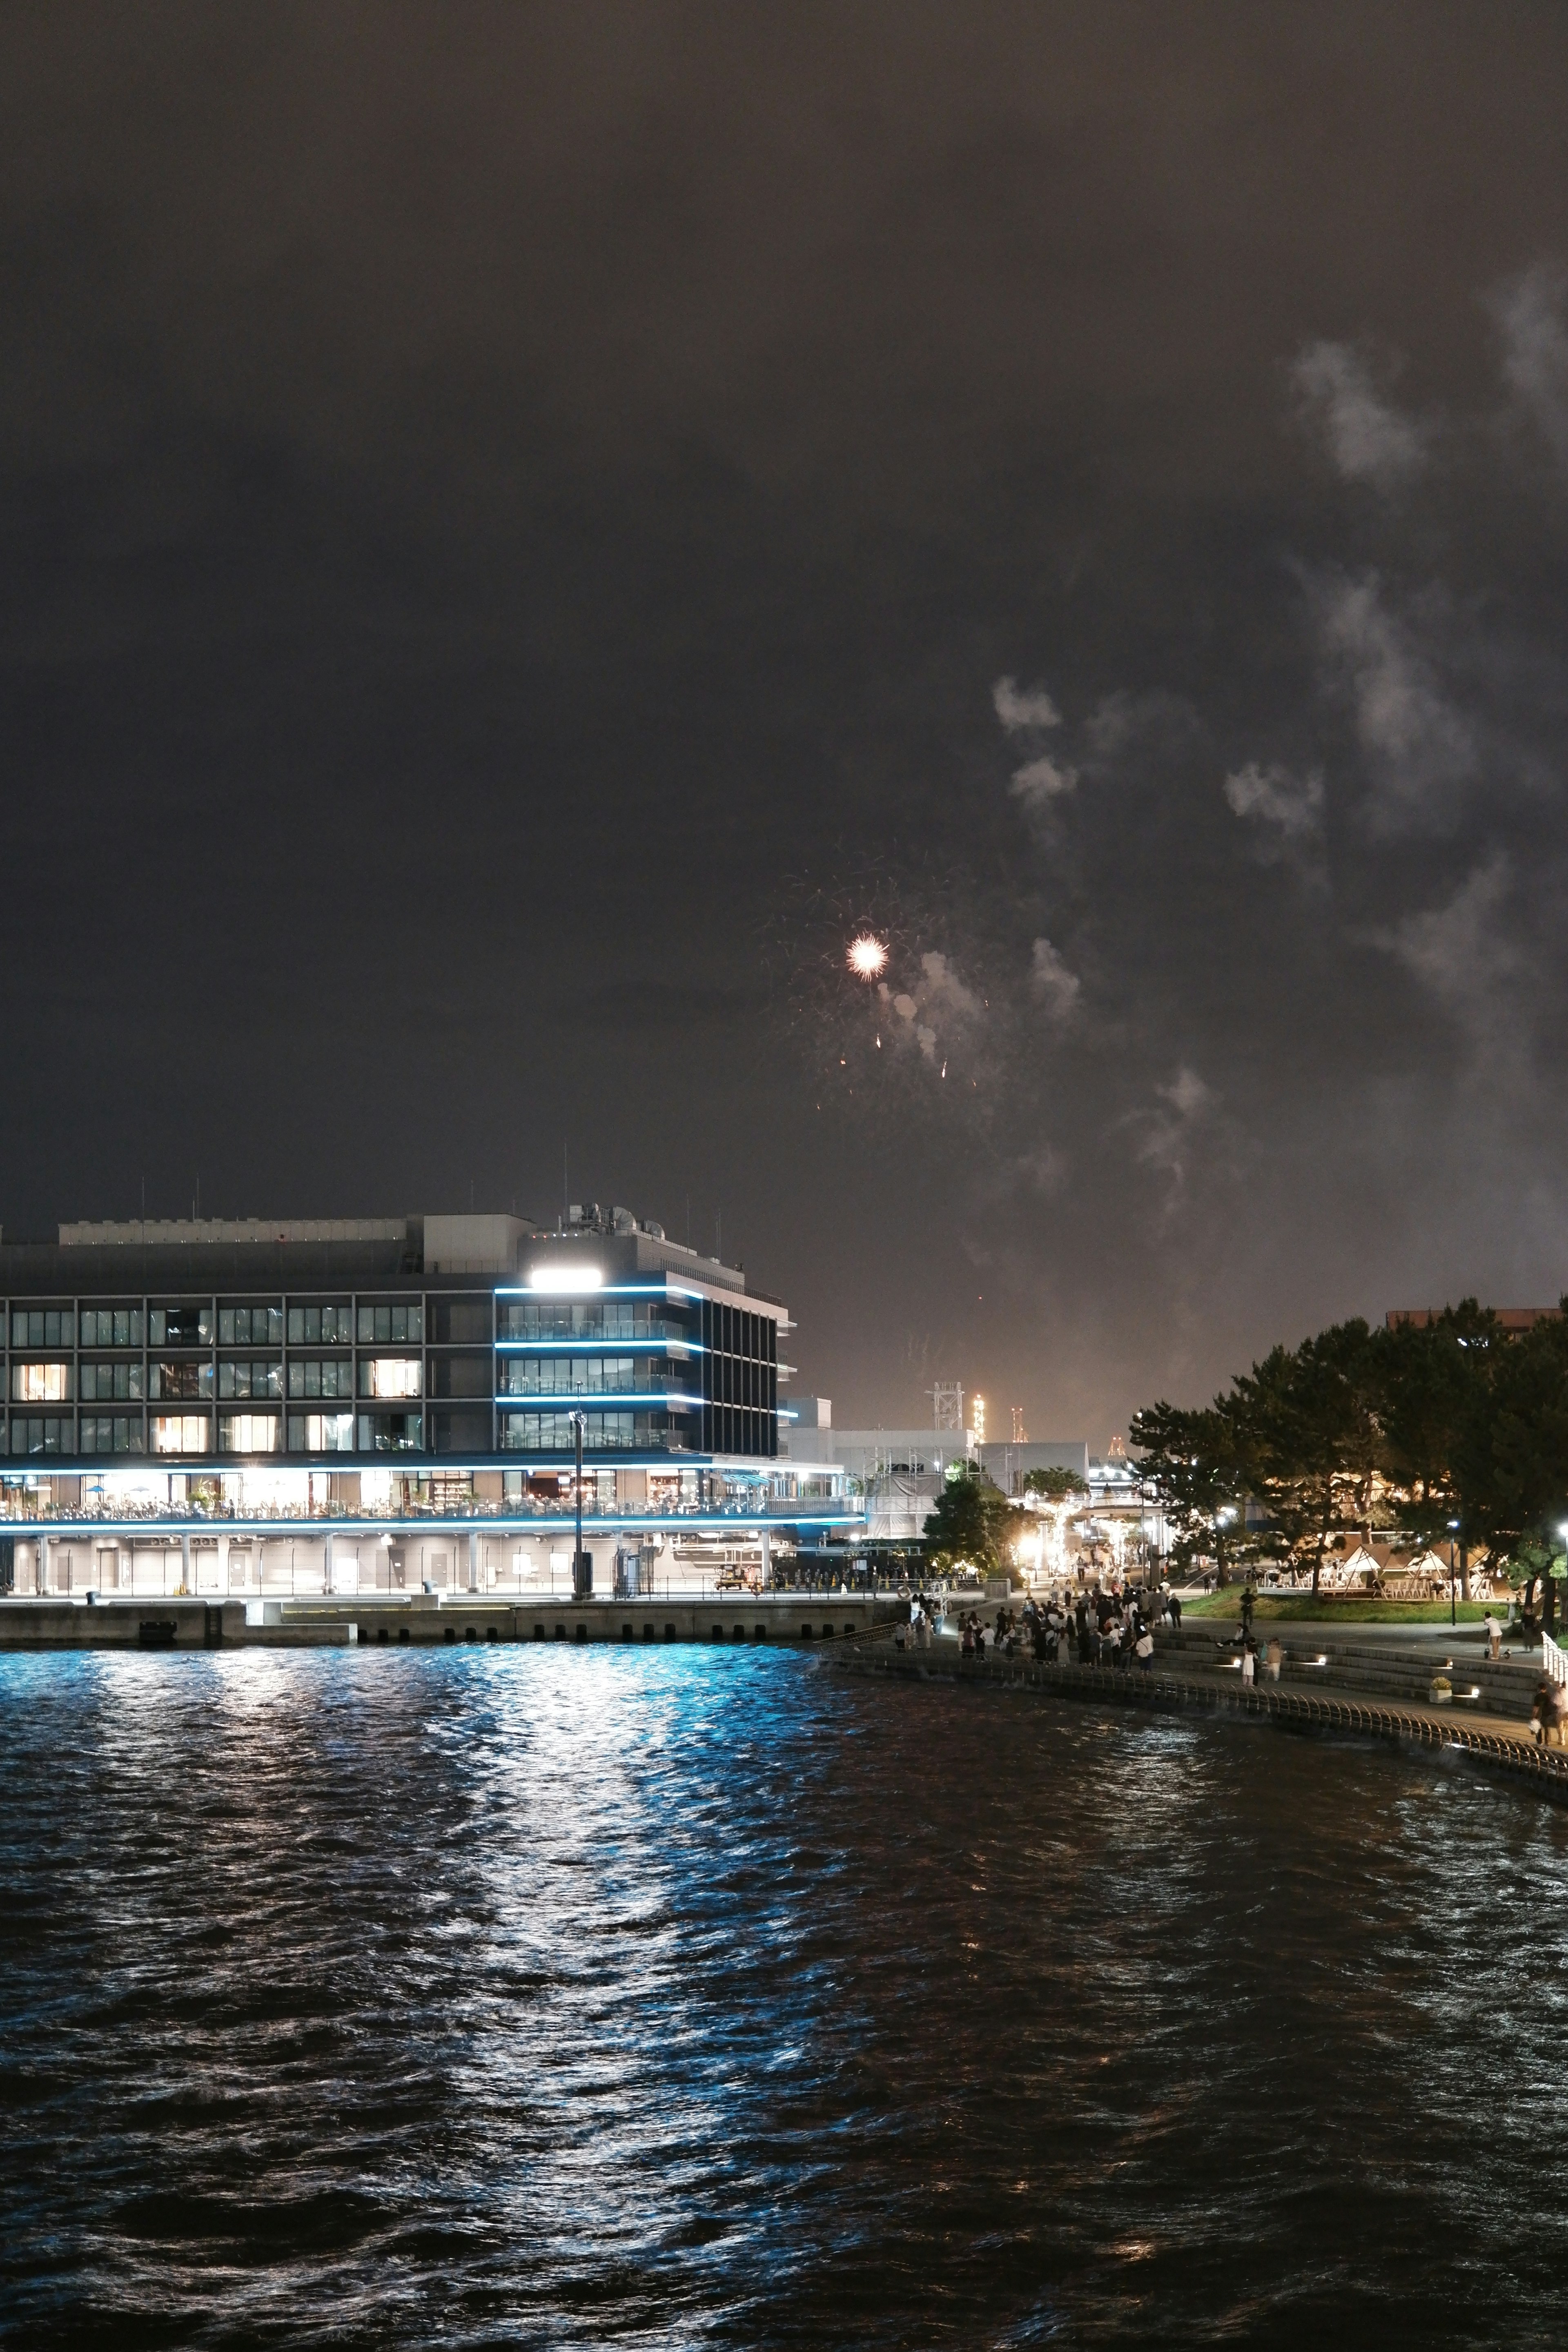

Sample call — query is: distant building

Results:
[0,1204,862,1599]
[2,1205,788,1471]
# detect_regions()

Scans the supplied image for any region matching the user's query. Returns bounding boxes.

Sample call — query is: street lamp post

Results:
[1448,1519,1460,1628]
[571,1410,590,1600]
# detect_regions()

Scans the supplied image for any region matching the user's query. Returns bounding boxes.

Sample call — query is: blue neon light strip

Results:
[13,1509,864,1536]
[497,1394,701,1409]
[494,1339,705,1353]
[492,1283,671,1298]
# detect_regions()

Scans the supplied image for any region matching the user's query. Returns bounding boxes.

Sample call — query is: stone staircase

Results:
[1154,1623,1541,1723]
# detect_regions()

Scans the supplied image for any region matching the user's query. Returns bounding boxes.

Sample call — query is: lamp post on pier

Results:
[571,1409,591,1599]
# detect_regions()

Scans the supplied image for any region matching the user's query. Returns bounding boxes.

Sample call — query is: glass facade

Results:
[79,1415,145,1455]
[152,1414,209,1454]
[501,1410,662,1451]
[217,1360,284,1399]
[0,1272,780,1467]
[10,1417,70,1454]
[220,1306,284,1346]
[218,1412,279,1453]
[289,1412,356,1452]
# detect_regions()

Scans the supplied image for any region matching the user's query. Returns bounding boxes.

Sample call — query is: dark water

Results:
[2,1648,1567,2349]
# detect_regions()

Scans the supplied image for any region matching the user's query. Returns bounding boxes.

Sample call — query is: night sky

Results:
[5,6,1568,1444]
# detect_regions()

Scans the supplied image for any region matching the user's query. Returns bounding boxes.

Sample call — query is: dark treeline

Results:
[1130,1301,1568,1627]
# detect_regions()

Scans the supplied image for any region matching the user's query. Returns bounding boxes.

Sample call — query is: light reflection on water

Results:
[2,1645,1568,2347]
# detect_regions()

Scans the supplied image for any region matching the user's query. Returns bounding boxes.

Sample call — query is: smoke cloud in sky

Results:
[4,9,1568,1446]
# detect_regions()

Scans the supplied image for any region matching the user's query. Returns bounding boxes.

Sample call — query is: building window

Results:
[498,1301,664,1341]
[355,1412,423,1452]
[219,1413,279,1454]
[11,1362,72,1403]
[285,1304,353,1345]
[149,1305,215,1346]
[501,1410,654,1451]
[80,1417,145,1455]
[149,1361,214,1401]
[10,1416,69,1454]
[219,1306,284,1346]
[500,1356,640,1396]
[78,1308,145,1347]
[151,1414,209,1454]
[80,1361,145,1403]
[285,1359,352,1400]
[359,1357,422,1399]
[10,1309,72,1348]
[287,1411,356,1453]
[218,1360,284,1400]
[356,1303,423,1345]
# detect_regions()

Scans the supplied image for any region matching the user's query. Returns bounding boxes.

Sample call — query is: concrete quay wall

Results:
[0,1592,904,1651]
[834,1639,1568,1805]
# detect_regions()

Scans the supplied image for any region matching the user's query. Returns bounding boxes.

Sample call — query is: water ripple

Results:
[2,1649,1568,2345]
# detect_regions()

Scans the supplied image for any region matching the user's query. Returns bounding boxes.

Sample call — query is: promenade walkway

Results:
[831,1627,1568,1805]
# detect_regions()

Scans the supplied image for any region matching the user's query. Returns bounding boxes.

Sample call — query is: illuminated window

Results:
[218,1413,279,1453]
[286,1358,352,1400]
[150,1361,214,1401]
[359,1358,422,1399]
[11,1362,71,1403]
[152,1414,208,1454]
[287,1412,355,1452]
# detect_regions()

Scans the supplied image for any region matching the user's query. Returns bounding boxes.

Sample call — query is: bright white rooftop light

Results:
[528,1265,604,1293]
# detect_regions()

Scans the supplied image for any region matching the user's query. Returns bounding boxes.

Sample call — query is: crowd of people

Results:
[917,1580,1182,1671]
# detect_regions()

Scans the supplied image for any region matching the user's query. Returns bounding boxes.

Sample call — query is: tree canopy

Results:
[1131,1299,1568,1617]
[922,1468,1029,1577]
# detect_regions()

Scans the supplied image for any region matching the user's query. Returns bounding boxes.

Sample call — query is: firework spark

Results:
[846,933,888,979]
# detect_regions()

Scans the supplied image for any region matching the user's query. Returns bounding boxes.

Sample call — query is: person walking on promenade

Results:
[1264,1636,1283,1684]
[1240,1637,1256,1689]
[1169,1590,1183,1629]
[1135,1624,1155,1674]
[1240,1580,1256,1638]
[1485,1610,1502,1660]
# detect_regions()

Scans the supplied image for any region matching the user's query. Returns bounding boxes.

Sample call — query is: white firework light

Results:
[846,933,888,979]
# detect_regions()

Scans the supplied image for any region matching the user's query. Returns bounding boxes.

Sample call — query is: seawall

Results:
[833,1637,1568,1806]
[0,1592,903,1650]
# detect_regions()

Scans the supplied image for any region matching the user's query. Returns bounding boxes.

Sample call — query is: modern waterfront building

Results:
[0,1207,858,1598]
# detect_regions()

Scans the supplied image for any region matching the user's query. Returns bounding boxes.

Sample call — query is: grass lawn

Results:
[1176,1592,1502,1624]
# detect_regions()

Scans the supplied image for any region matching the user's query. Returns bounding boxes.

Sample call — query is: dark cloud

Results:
[3,4,1568,1442]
